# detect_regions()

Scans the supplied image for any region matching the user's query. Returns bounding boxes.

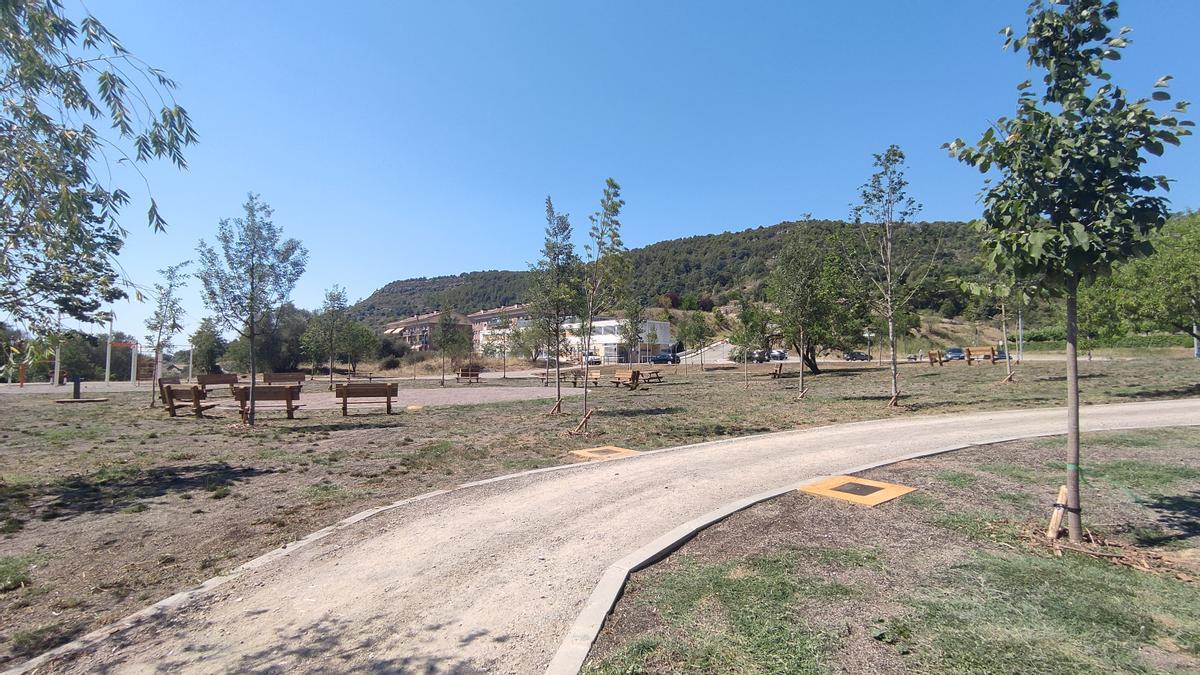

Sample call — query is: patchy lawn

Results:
[585,426,1200,674]
[1,355,1198,665]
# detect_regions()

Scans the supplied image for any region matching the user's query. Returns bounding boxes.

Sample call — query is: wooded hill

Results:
[351,219,986,330]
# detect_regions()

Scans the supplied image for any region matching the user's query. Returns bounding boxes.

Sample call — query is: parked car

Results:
[905,353,921,362]
[994,349,1010,361]
[583,351,602,366]
[843,351,870,361]
[769,349,788,361]
[751,349,770,363]
[944,347,966,361]
[649,350,679,365]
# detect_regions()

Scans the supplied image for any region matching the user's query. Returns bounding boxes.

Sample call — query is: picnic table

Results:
[162,384,219,418]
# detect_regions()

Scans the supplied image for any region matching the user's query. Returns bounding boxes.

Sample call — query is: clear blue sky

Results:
[80,1,1199,341]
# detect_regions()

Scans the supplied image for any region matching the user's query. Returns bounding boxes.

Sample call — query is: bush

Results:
[381,357,401,370]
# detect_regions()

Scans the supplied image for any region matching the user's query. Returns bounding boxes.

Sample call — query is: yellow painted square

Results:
[570,446,638,461]
[799,475,915,507]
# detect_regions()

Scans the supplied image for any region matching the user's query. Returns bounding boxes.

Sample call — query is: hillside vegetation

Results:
[352,219,985,329]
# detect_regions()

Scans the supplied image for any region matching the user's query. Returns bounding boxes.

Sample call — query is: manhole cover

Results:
[831,481,884,496]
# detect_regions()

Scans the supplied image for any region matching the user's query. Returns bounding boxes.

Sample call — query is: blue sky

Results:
[78,1,1199,340]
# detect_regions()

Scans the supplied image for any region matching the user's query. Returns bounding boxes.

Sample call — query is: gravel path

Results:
[26,398,1200,674]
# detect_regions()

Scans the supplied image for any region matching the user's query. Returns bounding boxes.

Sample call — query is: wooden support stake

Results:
[886,391,901,408]
[1046,484,1069,540]
[570,408,596,435]
[796,386,810,400]
[546,398,563,416]
[1000,371,1015,384]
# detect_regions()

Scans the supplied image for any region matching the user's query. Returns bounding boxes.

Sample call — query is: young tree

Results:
[196,194,308,425]
[619,299,646,365]
[731,300,768,388]
[849,146,931,406]
[579,179,629,431]
[314,286,349,388]
[947,0,1191,542]
[143,262,189,406]
[340,321,379,375]
[190,319,227,375]
[527,197,582,410]
[0,1,197,342]
[680,311,715,373]
[432,312,470,386]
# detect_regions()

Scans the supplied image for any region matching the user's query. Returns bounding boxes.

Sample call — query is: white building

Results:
[562,317,673,363]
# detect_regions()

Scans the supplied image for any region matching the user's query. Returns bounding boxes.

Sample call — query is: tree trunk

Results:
[554,326,562,407]
[798,330,806,394]
[1065,280,1083,543]
[1001,301,1013,380]
[582,329,591,430]
[440,351,445,387]
[1194,323,1199,359]
[248,326,257,427]
[887,314,898,399]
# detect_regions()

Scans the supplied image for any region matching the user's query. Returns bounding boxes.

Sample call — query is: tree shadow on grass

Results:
[272,421,406,435]
[1110,384,1200,401]
[1034,373,1109,382]
[1139,490,1200,547]
[31,463,273,520]
[601,407,685,418]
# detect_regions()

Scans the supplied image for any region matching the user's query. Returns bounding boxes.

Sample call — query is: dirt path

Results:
[24,398,1200,674]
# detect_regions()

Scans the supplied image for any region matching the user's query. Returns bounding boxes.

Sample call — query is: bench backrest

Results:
[457,365,483,375]
[164,384,203,402]
[198,373,239,386]
[232,384,300,402]
[614,368,635,378]
[264,372,306,384]
[335,382,398,398]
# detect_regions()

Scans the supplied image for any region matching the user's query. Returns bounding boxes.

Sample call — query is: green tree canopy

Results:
[0,0,197,334]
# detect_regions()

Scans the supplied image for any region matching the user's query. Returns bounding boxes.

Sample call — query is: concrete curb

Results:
[544,420,1200,675]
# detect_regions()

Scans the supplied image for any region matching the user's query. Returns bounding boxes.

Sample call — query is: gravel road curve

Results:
[24,398,1200,674]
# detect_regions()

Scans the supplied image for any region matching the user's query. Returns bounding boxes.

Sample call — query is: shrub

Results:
[381,357,401,370]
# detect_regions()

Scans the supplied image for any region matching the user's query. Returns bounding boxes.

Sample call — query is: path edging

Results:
[544,421,1200,674]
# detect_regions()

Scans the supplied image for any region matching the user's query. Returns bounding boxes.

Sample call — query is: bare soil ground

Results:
[585,427,1200,674]
[1,355,1198,666]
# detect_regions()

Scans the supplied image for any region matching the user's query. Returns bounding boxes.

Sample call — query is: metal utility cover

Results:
[800,475,915,507]
[570,446,638,461]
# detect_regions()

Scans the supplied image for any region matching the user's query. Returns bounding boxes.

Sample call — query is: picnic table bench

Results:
[335,382,399,416]
[610,368,641,390]
[163,384,219,418]
[157,376,181,404]
[264,372,307,387]
[232,384,302,422]
[198,373,240,396]
[456,365,483,384]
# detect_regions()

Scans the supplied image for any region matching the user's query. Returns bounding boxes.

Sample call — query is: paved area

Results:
[27,398,1200,674]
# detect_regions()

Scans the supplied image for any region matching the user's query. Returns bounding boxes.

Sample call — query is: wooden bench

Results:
[157,376,181,404]
[264,372,306,387]
[610,368,641,390]
[966,346,996,365]
[570,370,601,388]
[163,384,218,418]
[456,365,483,384]
[927,350,945,366]
[232,384,302,422]
[335,382,399,416]
[769,363,785,379]
[198,373,240,396]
